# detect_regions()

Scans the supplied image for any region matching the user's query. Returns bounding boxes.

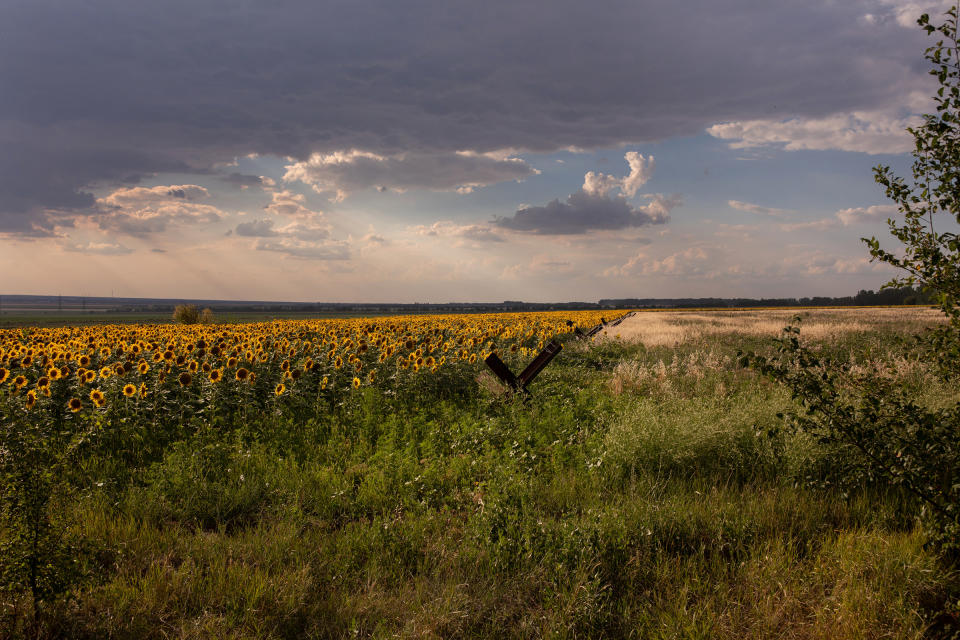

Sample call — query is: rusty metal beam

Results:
[517,340,562,388]
[484,352,520,390]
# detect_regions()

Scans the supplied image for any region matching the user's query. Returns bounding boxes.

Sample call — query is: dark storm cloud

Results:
[235,219,280,237]
[496,192,678,235]
[219,173,269,189]
[0,0,933,231]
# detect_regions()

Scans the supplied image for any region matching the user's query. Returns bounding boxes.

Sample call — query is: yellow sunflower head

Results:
[123,384,137,397]
[235,367,249,381]
[68,397,82,412]
[89,389,105,407]
[352,377,361,388]
[178,372,192,387]
[274,383,285,396]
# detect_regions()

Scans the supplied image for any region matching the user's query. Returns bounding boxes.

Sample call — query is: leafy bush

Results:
[741,327,960,553]
[171,304,200,324]
[744,6,960,558]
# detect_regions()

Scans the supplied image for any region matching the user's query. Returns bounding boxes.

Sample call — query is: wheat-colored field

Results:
[601,307,944,346]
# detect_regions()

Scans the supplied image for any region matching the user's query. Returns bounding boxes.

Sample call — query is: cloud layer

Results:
[283,150,536,200]
[497,192,677,235]
[0,0,938,232]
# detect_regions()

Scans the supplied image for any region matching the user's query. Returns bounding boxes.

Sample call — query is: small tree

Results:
[742,6,960,556]
[172,304,200,324]
[200,307,216,324]
[869,7,960,376]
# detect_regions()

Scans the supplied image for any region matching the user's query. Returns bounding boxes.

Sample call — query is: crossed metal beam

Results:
[484,340,563,394]
[483,312,635,394]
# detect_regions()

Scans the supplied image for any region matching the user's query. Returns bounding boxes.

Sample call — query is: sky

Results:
[0,0,953,302]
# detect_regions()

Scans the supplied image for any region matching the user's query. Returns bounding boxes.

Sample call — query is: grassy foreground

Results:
[2,308,959,638]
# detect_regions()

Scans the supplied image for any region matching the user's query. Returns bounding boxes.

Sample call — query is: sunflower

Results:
[84,370,97,383]
[138,361,149,375]
[367,370,376,383]
[320,376,328,390]
[352,377,361,389]
[99,366,112,380]
[68,397,82,412]
[25,390,37,410]
[281,359,290,372]
[178,372,192,387]
[89,388,105,407]
[235,367,249,381]
[209,368,223,382]
[468,354,477,364]
[202,362,211,373]
[274,383,285,396]
[77,354,90,367]
[227,357,238,368]
[0,368,8,384]
[13,375,27,390]
[122,383,137,397]
[47,367,61,380]
[138,383,148,399]
[188,360,198,373]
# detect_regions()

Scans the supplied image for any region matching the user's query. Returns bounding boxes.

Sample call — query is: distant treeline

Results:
[0,286,932,316]
[599,286,931,309]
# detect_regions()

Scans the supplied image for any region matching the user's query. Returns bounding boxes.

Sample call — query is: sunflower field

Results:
[0,310,613,427]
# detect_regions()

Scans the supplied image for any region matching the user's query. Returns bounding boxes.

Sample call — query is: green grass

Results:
[2,326,958,638]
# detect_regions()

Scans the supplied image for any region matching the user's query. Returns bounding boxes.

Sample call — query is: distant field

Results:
[603,306,945,345]
[0,309,413,328]
[1,307,957,638]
